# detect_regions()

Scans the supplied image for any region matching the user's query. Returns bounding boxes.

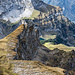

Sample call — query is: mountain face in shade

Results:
[42,0,75,22]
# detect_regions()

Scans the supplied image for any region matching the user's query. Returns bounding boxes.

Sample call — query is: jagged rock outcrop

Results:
[0,0,75,46]
[44,49,75,75]
[0,0,75,75]
[5,21,39,60]
[0,19,21,39]
[0,0,61,39]
[14,22,40,60]
[0,22,66,75]
[0,20,75,75]
[1,0,74,47]
[0,0,34,23]
[33,9,75,46]
[0,0,62,23]
[31,0,75,46]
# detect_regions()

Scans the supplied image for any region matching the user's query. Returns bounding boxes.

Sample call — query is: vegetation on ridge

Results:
[0,24,65,75]
[43,42,75,52]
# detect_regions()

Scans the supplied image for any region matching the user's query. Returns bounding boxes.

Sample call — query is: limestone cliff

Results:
[0,19,75,75]
[0,0,61,23]
[0,0,62,39]
[0,19,20,39]
[4,21,39,60]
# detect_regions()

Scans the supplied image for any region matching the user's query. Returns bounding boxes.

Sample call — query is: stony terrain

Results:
[0,19,75,75]
[0,0,75,47]
[0,0,61,39]
[0,0,34,23]
[0,0,75,75]
[0,22,66,75]
[33,10,75,46]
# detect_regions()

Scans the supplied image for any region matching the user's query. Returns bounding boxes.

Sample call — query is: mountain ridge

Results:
[0,1,75,74]
[42,0,75,22]
[0,20,75,75]
[0,0,75,46]
[0,22,66,75]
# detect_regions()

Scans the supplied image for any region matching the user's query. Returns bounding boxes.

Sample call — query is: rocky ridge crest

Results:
[0,21,66,75]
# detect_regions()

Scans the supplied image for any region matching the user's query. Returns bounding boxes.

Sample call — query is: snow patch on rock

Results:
[2,8,34,23]
[0,0,34,23]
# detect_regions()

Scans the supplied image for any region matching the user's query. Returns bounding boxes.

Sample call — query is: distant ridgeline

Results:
[42,0,75,23]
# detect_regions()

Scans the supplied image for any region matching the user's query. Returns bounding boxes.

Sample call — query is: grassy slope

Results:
[40,35,56,40]
[28,9,41,19]
[0,24,65,75]
[5,4,61,26]
[9,9,41,26]
[11,60,65,75]
[22,9,41,20]
[0,40,17,75]
[40,34,75,52]
[44,42,75,52]
[0,3,74,74]
[0,24,25,75]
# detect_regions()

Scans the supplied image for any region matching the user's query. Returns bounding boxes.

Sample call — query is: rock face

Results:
[42,0,75,22]
[0,21,75,75]
[0,0,61,23]
[14,21,40,60]
[0,0,75,46]
[5,21,39,60]
[33,48,75,75]
[0,19,21,39]
[0,22,65,75]
[43,49,75,75]
[0,0,75,75]
[0,0,34,23]
[33,9,75,46]
[0,0,61,39]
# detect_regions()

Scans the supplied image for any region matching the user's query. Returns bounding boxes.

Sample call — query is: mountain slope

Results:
[0,0,75,75]
[0,20,75,75]
[0,0,34,23]
[0,22,66,75]
[0,0,75,46]
[0,0,61,39]
[42,0,75,22]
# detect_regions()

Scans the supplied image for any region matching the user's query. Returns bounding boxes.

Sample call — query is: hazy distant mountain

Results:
[42,0,75,23]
